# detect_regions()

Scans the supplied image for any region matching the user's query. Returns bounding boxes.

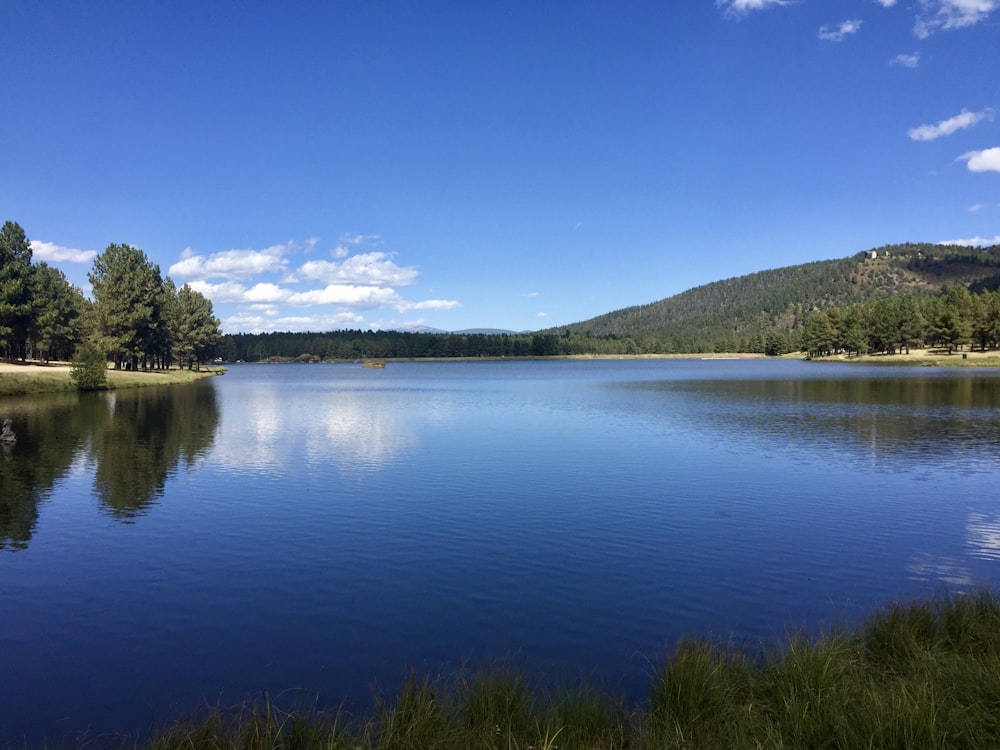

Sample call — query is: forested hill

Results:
[542,243,1000,352]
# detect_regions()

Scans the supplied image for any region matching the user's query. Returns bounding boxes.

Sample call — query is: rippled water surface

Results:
[2,359,1000,743]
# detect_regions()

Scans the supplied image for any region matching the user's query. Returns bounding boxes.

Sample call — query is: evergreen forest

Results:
[0,220,221,370]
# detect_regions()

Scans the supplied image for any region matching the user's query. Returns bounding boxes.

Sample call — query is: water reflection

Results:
[213,378,451,474]
[966,513,1000,560]
[92,383,220,519]
[640,375,1000,466]
[0,394,91,550]
[0,381,219,546]
[308,392,419,469]
[906,553,974,587]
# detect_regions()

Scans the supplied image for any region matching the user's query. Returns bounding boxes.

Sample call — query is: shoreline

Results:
[804,348,1000,367]
[0,360,223,398]
[3,347,998,398]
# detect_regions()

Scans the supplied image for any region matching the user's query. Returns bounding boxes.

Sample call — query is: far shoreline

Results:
[4,347,999,399]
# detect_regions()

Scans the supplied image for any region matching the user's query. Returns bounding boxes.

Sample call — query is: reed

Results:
[83,590,1000,749]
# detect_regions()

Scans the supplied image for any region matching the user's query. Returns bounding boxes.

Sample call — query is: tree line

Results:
[218,328,799,360]
[801,285,1000,358]
[0,220,221,370]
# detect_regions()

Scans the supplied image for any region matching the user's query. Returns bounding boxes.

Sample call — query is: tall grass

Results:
[74,590,1000,749]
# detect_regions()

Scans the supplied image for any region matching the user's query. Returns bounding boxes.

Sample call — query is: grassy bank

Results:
[810,348,1000,367]
[0,361,223,397]
[61,590,998,749]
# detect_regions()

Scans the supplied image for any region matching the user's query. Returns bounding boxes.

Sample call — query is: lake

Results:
[2,358,1000,744]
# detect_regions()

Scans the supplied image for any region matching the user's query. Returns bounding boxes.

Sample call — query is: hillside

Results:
[542,242,1000,351]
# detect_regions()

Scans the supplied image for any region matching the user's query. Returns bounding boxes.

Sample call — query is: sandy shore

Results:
[0,361,72,374]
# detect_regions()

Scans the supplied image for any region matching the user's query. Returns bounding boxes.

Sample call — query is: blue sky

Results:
[2,1,998,334]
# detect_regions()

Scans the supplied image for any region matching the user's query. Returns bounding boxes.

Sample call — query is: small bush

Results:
[70,345,109,391]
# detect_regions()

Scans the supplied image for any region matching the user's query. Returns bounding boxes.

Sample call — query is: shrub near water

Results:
[70,344,109,391]
[123,591,1000,748]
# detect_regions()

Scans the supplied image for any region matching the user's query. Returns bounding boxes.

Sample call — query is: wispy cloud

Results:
[874,0,898,6]
[908,109,993,141]
[939,234,1000,246]
[340,232,382,246]
[397,299,463,312]
[915,0,999,37]
[890,52,920,67]
[30,240,97,264]
[969,203,984,212]
[959,146,1000,173]
[716,0,789,18]
[818,19,863,41]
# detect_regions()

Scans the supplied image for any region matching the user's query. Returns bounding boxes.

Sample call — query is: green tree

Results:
[896,295,925,354]
[802,311,834,358]
[980,291,1000,351]
[0,221,34,360]
[171,284,222,368]
[938,286,974,353]
[89,244,164,369]
[30,262,86,361]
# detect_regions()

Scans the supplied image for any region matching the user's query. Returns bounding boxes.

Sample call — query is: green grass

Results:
[0,362,222,397]
[55,590,1000,749]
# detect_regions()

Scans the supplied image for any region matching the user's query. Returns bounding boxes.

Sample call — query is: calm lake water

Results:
[2,359,1000,743]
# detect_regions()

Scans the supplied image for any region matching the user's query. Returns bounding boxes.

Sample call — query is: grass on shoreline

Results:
[0,361,222,397]
[64,590,1000,750]
[811,347,1000,367]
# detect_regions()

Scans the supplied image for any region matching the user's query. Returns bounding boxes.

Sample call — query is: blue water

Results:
[2,359,1000,744]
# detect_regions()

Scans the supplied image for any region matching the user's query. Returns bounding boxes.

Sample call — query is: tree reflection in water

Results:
[0,381,219,547]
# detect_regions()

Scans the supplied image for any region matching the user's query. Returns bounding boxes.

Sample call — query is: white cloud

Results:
[716,0,789,17]
[222,310,366,334]
[169,243,292,280]
[908,109,993,141]
[297,252,421,286]
[173,233,461,333]
[244,282,290,304]
[287,285,401,308]
[536,311,549,318]
[30,240,98,263]
[340,232,381,246]
[874,0,897,6]
[185,280,251,302]
[938,234,1000,246]
[915,0,999,37]
[818,19,863,41]
[969,203,984,212]
[959,147,1000,173]
[397,299,463,312]
[890,52,920,67]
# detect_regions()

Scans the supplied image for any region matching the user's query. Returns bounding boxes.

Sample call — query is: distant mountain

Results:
[399,324,447,334]
[541,242,1000,351]
[451,328,523,335]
